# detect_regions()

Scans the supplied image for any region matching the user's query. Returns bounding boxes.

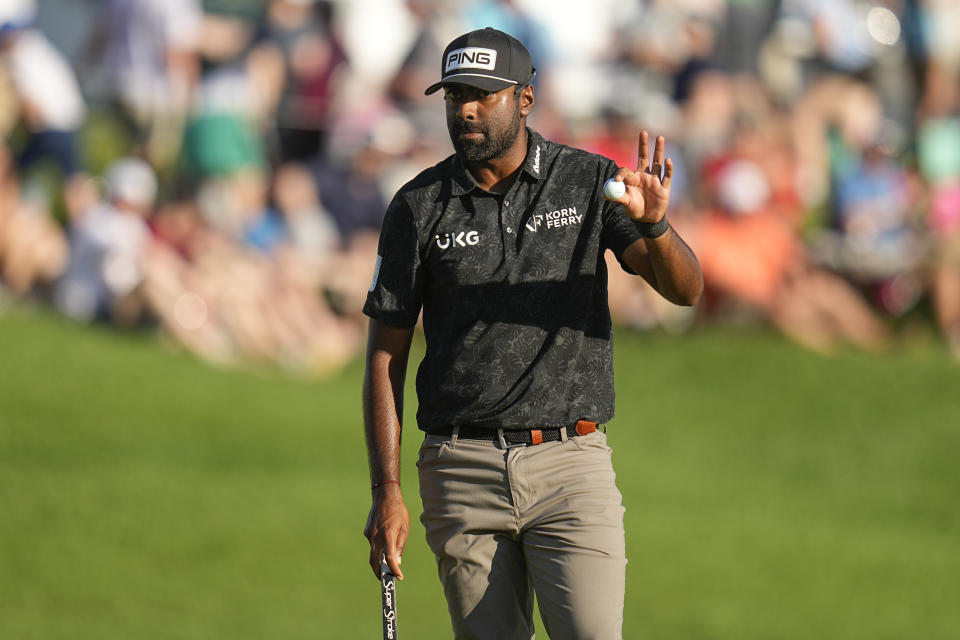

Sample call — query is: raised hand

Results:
[604,130,673,224]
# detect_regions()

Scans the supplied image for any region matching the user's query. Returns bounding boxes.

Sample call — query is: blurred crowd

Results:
[2,0,960,373]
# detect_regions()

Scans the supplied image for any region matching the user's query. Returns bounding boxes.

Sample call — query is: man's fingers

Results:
[662,157,673,189]
[369,545,382,579]
[637,130,649,173]
[385,552,403,581]
[369,522,408,581]
[368,537,404,580]
[391,524,409,580]
[364,520,379,577]
[384,537,404,581]
[651,135,665,177]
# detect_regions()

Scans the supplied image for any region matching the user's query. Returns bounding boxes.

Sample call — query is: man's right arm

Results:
[362,318,415,581]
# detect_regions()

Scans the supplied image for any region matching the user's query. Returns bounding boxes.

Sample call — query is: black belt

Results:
[432,420,599,446]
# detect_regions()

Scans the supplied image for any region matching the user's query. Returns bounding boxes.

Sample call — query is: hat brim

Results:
[424,73,516,96]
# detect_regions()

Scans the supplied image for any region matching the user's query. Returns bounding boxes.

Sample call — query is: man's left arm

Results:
[606,130,703,306]
[621,227,702,306]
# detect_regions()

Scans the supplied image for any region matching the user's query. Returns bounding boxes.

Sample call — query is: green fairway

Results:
[1,304,958,639]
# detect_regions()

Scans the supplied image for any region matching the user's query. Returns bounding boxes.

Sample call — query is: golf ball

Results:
[603,178,626,200]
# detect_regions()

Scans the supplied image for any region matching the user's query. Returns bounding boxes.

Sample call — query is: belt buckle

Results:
[497,429,526,449]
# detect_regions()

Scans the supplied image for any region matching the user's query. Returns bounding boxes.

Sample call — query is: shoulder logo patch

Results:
[369,255,382,292]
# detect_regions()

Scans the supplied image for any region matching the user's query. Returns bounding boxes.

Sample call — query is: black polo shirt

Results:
[363,128,643,432]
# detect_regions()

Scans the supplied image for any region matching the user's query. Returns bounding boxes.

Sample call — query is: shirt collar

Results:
[520,128,546,181]
[450,127,546,196]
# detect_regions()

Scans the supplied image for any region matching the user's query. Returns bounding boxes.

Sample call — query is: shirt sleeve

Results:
[598,160,643,270]
[362,193,423,327]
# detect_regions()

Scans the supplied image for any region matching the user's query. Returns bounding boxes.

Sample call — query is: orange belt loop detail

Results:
[575,420,597,436]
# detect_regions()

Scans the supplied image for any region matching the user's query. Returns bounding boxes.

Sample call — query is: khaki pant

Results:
[417,429,626,640]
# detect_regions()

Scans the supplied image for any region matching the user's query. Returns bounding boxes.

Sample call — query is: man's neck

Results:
[465,127,529,194]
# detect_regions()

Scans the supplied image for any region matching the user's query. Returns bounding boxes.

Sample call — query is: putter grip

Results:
[380,555,398,639]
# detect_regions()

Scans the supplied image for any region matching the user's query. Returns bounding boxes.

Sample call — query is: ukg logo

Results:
[436,230,480,250]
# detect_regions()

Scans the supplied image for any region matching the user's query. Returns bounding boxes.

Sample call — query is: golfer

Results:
[363,27,702,639]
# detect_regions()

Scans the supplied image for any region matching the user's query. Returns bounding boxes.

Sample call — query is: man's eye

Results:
[444,88,493,101]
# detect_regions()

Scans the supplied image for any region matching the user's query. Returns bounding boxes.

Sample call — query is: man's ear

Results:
[519,84,535,117]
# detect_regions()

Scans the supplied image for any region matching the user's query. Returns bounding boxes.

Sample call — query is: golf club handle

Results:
[381,554,398,639]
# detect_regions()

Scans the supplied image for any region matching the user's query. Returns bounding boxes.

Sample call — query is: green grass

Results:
[1,304,958,639]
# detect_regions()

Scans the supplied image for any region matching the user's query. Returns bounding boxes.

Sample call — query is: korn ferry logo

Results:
[436,230,480,250]
[446,47,497,72]
[526,206,582,232]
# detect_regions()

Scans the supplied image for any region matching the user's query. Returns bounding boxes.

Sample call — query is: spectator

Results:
[87,0,202,168]
[181,56,277,255]
[195,7,286,164]
[782,0,877,75]
[387,0,459,146]
[305,128,389,318]
[265,0,347,161]
[271,160,340,256]
[0,0,87,191]
[715,0,779,75]
[141,196,362,375]
[694,116,891,352]
[805,79,926,317]
[53,157,157,325]
[310,136,387,240]
[0,139,68,297]
[268,161,342,312]
[461,0,551,79]
[914,5,960,358]
[919,114,960,358]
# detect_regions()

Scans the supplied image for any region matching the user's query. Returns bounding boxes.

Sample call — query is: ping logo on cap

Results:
[446,47,497,72]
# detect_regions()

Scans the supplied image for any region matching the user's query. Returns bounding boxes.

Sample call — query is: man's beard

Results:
[450,103,522,163]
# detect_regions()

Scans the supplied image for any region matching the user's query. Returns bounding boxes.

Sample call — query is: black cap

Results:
[425,27,535,95]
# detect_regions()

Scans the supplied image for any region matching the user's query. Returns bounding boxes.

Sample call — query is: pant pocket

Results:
[571,430,611,454]
[416,437,448,469]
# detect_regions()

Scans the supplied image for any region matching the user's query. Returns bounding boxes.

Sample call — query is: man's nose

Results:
[457,100,478,120]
